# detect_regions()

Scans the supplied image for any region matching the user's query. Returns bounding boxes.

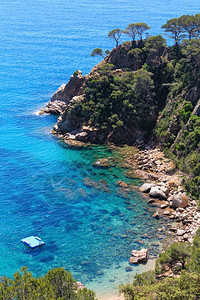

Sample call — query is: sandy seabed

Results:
[94,259,155,300]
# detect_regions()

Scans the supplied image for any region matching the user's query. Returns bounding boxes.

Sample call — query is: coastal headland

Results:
[40,21,200,298]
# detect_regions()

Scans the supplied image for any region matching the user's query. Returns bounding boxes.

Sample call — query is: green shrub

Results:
[73,70,79,76]
[0,267,96,300]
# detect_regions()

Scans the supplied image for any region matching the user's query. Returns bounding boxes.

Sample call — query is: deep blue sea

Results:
[0,0,199,298]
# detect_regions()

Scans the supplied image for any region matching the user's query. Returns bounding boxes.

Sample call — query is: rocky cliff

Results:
[43,36,200,198]
[43,70,85,115]
[44,38,170,146]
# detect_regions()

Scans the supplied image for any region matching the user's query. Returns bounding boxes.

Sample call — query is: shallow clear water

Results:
[0,0,199,297]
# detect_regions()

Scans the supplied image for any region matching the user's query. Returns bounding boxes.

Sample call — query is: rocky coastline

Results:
[40,42,199,280]
[121,147,200,245]
[41,73,199,260]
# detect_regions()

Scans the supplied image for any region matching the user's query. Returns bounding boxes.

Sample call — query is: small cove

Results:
[0,120,172,295]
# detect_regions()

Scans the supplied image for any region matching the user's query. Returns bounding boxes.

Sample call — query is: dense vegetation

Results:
[155,38,200,200]
[119,229,200,299]
[0,267,96,300]
[69,65,156,132]
[70,34,200,197]
[83,14,200,199]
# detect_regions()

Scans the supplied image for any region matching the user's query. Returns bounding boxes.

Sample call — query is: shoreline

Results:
[116,146,200,244]
[47,131,199,297]
[40,110,199,298]
[91,259,156,300]
[40,113,200,298]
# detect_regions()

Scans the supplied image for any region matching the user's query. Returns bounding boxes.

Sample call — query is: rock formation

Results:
[44,70,85,115]
[129,248,148,264]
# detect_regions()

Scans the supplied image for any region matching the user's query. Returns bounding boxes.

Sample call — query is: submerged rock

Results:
[125,266,133,272]
[116,180,129,188]
[93,158,110,168]
[64,139,85,148]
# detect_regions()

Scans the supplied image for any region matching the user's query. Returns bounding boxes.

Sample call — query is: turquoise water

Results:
[0,0,199,297]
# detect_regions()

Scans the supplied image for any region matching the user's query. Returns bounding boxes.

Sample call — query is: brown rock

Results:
[139,183,154,193]
[116,181,129,188]
[177,229,185,236]
[64,139,85,148]
[168,178,180,188]
[171,193,189,208]
[160,202,168,209]
[153,211,160,220]
[129,248,148,264]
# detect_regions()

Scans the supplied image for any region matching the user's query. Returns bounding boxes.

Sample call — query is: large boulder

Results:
[170,193,189,208]
[149,186,167,200]
[139,183,154,193]
[44,99,67,115]
[129,248,148,264]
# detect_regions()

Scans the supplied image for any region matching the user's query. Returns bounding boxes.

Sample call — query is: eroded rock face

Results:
[44,71,85,115]
[129,248,148,264]
[45,100,67,115]
[186,86,200,106]
[54,95,85,133]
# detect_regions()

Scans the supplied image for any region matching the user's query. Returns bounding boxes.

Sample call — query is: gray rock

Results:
[160,202,168,209]
[45,100,67,115]
[163,210,171,216]
[44,71,85,116]
[51,71,85,103]
[159,185,168,194]
[76,281,85,290]
[177,229,185,236]
[149,186,167,200]
[139,183,154,193]
[183,234,189,240]
[186,86,200,106]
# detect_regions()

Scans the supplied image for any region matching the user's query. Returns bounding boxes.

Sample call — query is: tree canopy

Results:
[161,18,184,44]
[162,14,200,44]
[108,29,122,47]
[0,267,96,300]
[124,23,151,41]
[90,48,110,59]
[124,23,137,41]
